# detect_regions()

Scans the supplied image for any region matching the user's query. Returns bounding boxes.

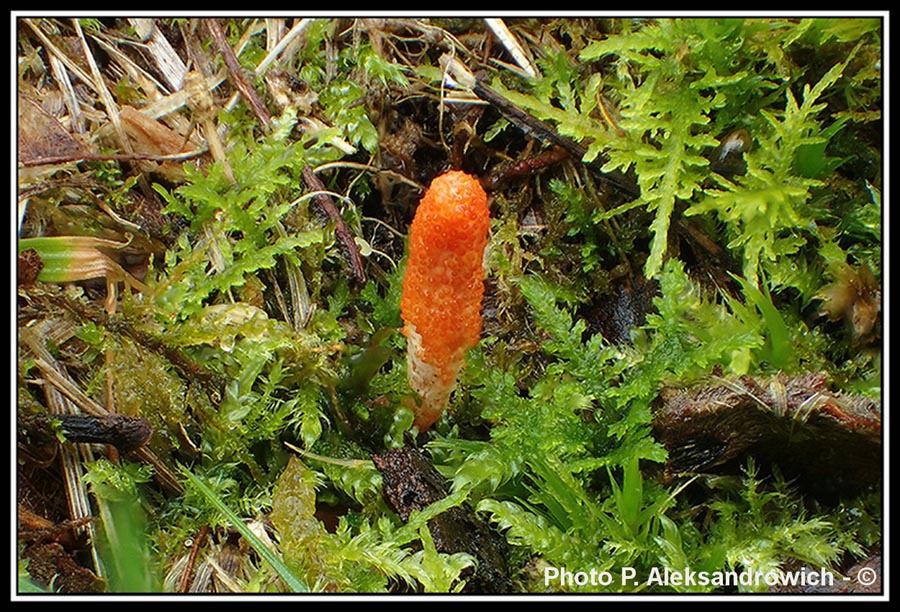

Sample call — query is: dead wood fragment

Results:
[372,446,513,593]
[654,373,881,499]
[129,18,188,92]
[21,414,154,454]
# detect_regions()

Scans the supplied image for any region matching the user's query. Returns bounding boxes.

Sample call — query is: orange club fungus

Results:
[400,170,491,431]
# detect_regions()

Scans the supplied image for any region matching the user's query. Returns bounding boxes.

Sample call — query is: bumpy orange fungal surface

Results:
[400,170,490,430]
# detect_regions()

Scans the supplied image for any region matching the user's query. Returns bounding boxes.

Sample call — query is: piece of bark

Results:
[372,446,513,593]
[58,414,154,454]
[21,542,105,593]
[590,275,660,345]
[654,373,882,500]
[19,408,153,455]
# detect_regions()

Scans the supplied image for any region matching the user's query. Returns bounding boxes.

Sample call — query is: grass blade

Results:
[182,469,310,593]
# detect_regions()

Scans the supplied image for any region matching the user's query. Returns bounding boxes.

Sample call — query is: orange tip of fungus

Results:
[400,170,490,430]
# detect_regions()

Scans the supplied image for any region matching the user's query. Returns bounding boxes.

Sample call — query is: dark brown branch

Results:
[472,75,586,158]
[205,18,271,129]
[470,74,640,200]
[302,166,367,285]
[481,145,571,191]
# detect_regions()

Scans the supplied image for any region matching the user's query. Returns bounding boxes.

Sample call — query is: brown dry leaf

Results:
[17,94,86,183]
[119,105,192,182]
[818,263,881,342]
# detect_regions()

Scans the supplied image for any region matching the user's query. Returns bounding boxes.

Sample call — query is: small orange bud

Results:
[400,170,490,430]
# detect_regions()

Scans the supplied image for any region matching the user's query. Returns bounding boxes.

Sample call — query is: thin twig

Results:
[302,166,367,285]
[73,19,131,157]
[47,53,84,134]
[205,18,271,129]
[18,149,208,168]
[313,160,424,191]
[178,525,210,593]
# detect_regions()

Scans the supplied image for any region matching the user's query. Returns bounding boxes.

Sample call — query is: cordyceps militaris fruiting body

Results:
[400,170,491,430]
